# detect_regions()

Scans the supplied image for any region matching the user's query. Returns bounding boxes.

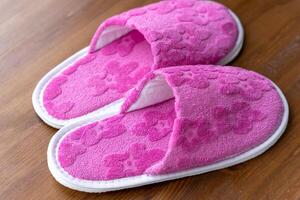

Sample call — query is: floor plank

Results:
[0,0,299,199]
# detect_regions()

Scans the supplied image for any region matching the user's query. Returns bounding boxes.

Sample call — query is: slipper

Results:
[47,65,288,193]
[32,0,244,128]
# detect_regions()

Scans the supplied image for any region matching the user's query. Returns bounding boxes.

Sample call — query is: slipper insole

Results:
[58,99,175,180]
[43,30,153,119]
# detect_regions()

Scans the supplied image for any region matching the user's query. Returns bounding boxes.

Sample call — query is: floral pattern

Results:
[154,1,176,14]
[70,117,127,147]
[51,0,282,180]
[175,0,196,8]
[149,22,214,67]
[219,74,273,101]
[177,9,209,26]
[57,66,279,180]
[58,115,128,168]
[213,101,266,135]
[103,143,165,179]
[44,101,74,119]
[87,61,141,96]
[176,2,227,25]
[43,0,239,120]
[115,0,237,68]
[176,118,216,152]
[43,76,67,101]
[167,68,210,89]
[132,110,175,142]
[58,142,86,168]
[101,30,145,57]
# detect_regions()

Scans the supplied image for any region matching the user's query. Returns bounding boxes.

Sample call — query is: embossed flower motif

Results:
[240,74,273,100]
[191,30,212,45]
[242,87,264,101]
[154,1,176,14]
[222,22,236,36]
[176,9,209,26]
[213,102,266,135]
[170,24,211,64]
[177,24,195,40]
[248,79,273,92]
[44,101,75,119]
[177,23,211,45]
[147,0,196,14]
[87,72,109,96]
[44,76,68,101]
[219,74,272,101]
[148,24,210,67]
[101,30,145,57]
[58,142,86,167]
[220,83,241,96]
[152,30,188,67]
[132,110,175,142]
[163,30,183,43]
[176,2,227,25]
[103,143,165,179]
[106,61,144,92]
[168,70,209,89]
[176,118,216,152]
[87,61,139,95]
[217,67,240,75]
[219,75,242,96]
[70,119,127,147]
[174,0,196,8]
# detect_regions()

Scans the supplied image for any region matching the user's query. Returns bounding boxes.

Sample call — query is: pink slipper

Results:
[47,65,288,193]
[33,0,244,128]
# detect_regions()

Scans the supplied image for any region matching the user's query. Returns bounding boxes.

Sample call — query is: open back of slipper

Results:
[48,65,288,193]
[33,0,244,128]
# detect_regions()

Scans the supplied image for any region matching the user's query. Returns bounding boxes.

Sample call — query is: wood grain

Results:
[0,0,300,199]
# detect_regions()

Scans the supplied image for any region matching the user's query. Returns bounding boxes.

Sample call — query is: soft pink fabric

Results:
[58,100,175,180]
[58,65,284,180]
[43,31,152,119]
[43,0,238,120]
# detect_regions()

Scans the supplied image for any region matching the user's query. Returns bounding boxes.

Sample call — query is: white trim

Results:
[128,75,174,112]
[95,26,133,51]
[32,9,244,129]
[47,81,289,193]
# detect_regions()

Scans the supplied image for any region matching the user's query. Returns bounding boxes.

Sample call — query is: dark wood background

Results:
[1,0,300,199]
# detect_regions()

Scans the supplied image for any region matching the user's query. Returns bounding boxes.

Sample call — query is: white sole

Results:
[32,9,245,129]
[47,81,288,193]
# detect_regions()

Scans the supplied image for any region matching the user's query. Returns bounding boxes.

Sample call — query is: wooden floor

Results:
[0,0,300,199]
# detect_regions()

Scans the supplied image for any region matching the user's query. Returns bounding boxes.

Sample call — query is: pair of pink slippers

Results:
[33,0,288,193]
